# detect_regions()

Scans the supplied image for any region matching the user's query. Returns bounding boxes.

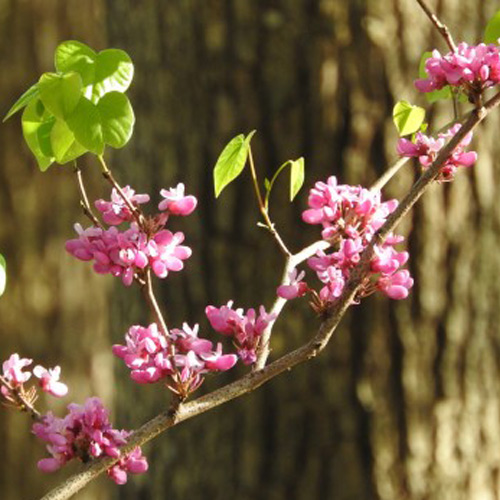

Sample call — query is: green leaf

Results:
[392,100,426,136]
[264,178,271,191]
[66,92,135,155]
[50,119,86,163]
[0,254,6,297]
[21,99,55,171]
[289,157,305,201]
[55,40,97,86]
[97,92,135,148]
[485,10,500,43]
[213,130,256,198]
[3,83,39,122]
[92,49,134,101]
[55,41,134,102]
[419,51,453,102]
[38,72,83,119]
[66,97,104,154]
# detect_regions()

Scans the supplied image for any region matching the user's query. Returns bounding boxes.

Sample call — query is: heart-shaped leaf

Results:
[21,99,55,171]
[393,101,426,136]
[213,130,256,198]
[50,119,86,164]
[55,40,97,86]
[92,49,134,101]
[3,83,39,122]
[97,92,135,148]
[38,72,83,119]
[66,92,135,155]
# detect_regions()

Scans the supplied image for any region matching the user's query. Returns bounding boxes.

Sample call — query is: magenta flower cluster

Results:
[2,353,68,398]
[397,124,477,181]
[205,302,277,365]
[32,397,148,484]
[113,323,238,395]
[284,176,413,304]
[66,184,196,285]
[415,42,500,94]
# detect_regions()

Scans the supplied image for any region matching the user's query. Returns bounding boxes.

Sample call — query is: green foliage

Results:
[4,40,135,170]
[393,100,426,136]
[289,158,305,201]
[213,131,256,198]
[0,254,6,297]
[3,84,40,122]
[264,157,306,209]
[484,10,500,44]
[21,100,55,171]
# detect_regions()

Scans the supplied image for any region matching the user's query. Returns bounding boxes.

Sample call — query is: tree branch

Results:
[415,0,457,52]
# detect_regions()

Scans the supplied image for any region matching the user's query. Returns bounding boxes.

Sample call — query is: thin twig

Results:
[248,147,292,257]
[254,239,331,370]
[415,0,457,52]
[73,162,103,229]
[370,157,409,192]
[97,155,146,228]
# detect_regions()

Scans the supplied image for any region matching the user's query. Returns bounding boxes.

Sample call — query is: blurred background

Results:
[2,0,500,499]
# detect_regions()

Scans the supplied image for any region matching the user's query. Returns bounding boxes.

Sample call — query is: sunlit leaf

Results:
[392,100,426,136]
[92,49,134,101]
[97,92,135,148]
[21,99,55,171]
[38,72,83,119]
[55,40,96,86]
[3,83,39,122]
[289,157,305,201]
[213,130,256,198]
[50,119,86,164]
[484,10,500,44]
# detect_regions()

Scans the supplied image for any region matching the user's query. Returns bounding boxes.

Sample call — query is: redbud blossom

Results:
[33,365,68,398]
[2,353,32,386]
[95,186,150,226]
[113,323,237,394]
[397,124,477,182]
[205,303,277,365]
[158,183,197,216]
[301,176,413,306]
[415,42,500,94]
[277,269,308,300]
[32,397,148,484]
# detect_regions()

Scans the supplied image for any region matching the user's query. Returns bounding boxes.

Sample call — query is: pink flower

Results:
[277,269,308,300]
[2,353,32,386]
[415,43,500,94]
[205,303,276,365]
[33,365,68,398]
[33,397,148,484]
[301,176,413,306]
[397,124,477,182]
[95,186,150,225]
[158,183,197,216]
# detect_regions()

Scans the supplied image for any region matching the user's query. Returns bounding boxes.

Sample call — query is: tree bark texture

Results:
[2,1,500,500]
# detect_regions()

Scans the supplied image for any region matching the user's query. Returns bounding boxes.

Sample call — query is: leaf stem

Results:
[248,147,292,257]
[73,162,103,229]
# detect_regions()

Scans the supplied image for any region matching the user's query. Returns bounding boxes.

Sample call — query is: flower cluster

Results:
[1,353,68,399]
[288,176,413,306]
[66,184,196,285]
[32,397,148,484]
[415,42,500,95]
[205,302,276,365]
[397,123,477,181]
[113,323,238,396]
